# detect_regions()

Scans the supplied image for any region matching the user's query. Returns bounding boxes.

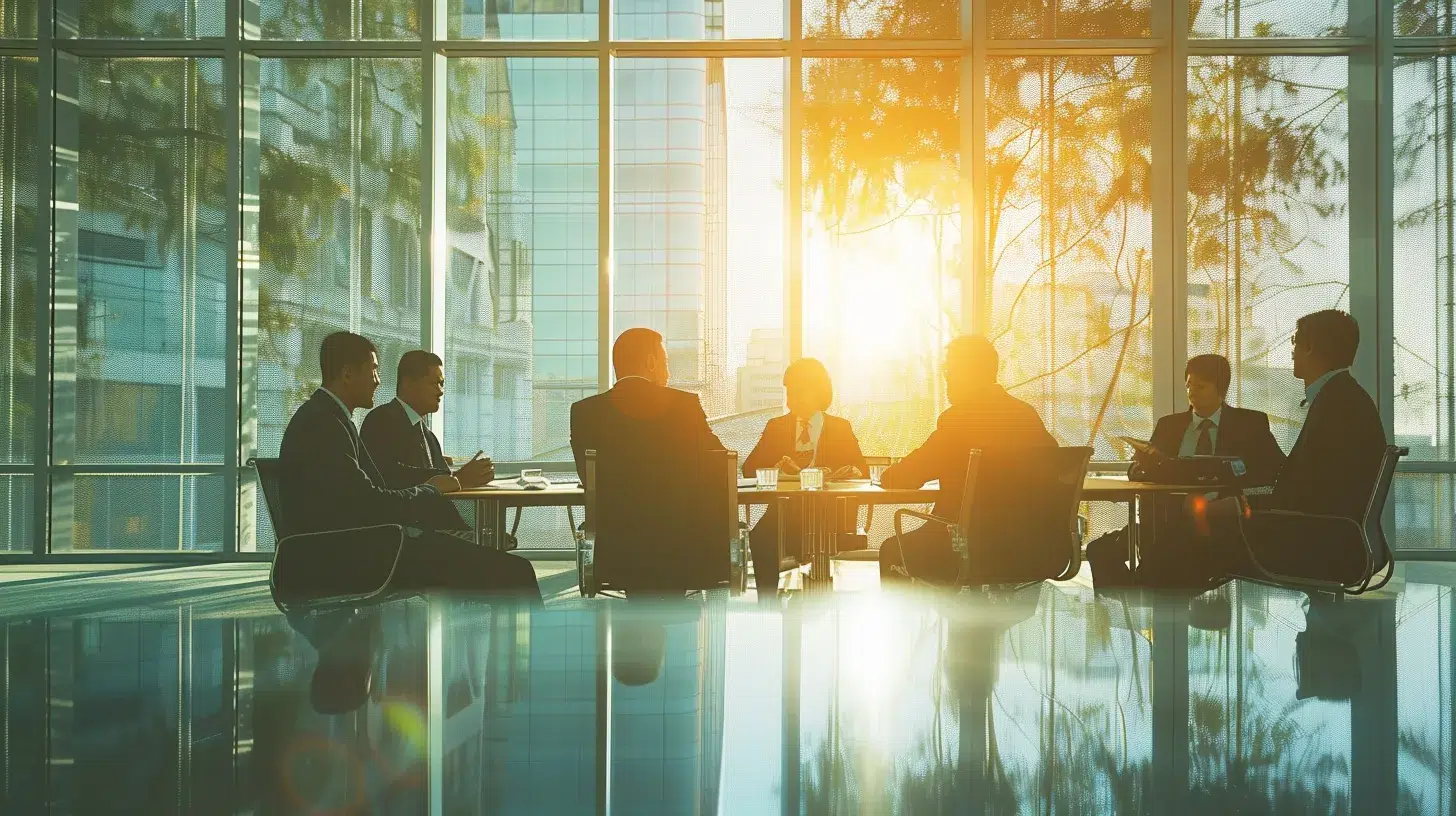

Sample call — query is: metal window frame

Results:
[5,3,1455,558]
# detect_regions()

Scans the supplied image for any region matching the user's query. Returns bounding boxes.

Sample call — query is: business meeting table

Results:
[450,475,1217,583]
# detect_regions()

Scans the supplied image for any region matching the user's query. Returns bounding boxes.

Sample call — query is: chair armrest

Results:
[892,508,957,538]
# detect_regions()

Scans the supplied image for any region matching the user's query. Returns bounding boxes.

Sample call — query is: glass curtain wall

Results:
[0,0,1444,554]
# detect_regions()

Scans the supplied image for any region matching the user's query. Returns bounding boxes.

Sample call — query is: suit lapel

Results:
[1214,406,1233,455]
[319,391,387,485]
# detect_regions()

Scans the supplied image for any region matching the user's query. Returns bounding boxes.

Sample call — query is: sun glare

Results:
[804,213,953,371]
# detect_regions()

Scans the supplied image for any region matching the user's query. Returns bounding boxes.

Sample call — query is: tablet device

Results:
[1119,436,1155,455]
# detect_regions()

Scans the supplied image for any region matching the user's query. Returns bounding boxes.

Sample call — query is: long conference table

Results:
[450,476,1217,582]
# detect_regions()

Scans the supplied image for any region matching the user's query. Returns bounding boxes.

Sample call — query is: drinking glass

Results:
[800,467,825,491]
[870,464,889,486]
[756,468,779,489]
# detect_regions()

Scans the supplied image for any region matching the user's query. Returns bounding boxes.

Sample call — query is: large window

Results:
[0,0,1450,553]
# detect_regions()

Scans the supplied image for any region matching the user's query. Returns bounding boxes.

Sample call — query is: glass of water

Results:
[800,467,825,491]
[870,464,889,486]
[756,468,779,489]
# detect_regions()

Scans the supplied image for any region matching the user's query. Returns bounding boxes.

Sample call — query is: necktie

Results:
[1195,418,1214,456]
[798,419,811,447]
[419,422,438,469]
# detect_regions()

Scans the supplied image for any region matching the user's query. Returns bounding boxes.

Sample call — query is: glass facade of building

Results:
[3,0,1456,553]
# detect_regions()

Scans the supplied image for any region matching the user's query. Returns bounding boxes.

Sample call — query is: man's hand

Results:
[776,455,802,475]
[828,465,863,481]
[455,452,494,489]
[427,474,462,493]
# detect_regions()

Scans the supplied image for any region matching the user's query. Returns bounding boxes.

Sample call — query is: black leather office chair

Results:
[576,448,746,598]
[893,446,1094,587]
[249,457,407,612]
[1225,445,1407,596]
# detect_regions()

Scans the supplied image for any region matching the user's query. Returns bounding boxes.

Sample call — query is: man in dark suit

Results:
[360,350,495,491]
[878,335,1057,586]
[569,328,729,591]
[279,332,541,601]
[1090,354,1287,586]
[1130,354,1286,486]
[570,328,726,479]
[1225,310,1388,581]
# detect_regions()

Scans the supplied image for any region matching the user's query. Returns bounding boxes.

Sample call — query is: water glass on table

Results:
[869,464,889,486]
[756,468,779,489]
[800,467,825,491]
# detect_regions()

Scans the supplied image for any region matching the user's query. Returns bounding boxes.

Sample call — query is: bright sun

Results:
[803,214,952,370]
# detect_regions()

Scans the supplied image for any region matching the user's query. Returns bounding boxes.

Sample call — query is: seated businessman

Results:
[1218,309,1389,582]
[361,350,495,491]
[1129,353,1286,487]
[1089,353,1287,586]
[279,331,541,601]
[877,335,1057,586]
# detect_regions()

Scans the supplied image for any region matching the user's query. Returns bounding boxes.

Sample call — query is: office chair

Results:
[249,457,409,613]
[576,448,747,598]
[893,446,1094,587]
[1224,445,1407,596]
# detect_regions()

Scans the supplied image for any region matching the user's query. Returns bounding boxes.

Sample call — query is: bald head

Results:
[612,328,670,386]
[944,335,1000,403]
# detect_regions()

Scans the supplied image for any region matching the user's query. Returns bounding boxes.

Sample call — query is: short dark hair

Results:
[319,332,377,383]
[612,327,664,377]
[1295,309,1360,369]
[783,358,834,413]
[1184,354,1232,395]
[944,335,999,384]
[397,350,444,384]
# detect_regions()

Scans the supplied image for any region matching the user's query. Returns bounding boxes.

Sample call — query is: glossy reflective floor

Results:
[4,562,1456,815]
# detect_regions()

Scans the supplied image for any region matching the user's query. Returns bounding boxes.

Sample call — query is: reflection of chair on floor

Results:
[577,448,746,598]
[891,446,1094,587]
[1223,445,1406,596]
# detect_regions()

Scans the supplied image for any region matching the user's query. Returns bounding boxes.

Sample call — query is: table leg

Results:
[1126,497,1140,576]
[808,499,829,586]
[479,499,507,551]
[1139,492,1157,569]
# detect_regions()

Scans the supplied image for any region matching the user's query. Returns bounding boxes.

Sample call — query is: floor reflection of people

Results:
[251,603,430,815]
[905,588,1042,813]
[607,598,728,814]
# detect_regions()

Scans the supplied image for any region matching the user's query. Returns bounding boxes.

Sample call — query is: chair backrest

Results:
[248,457,288,542]
[1361,445,1407,561]
[961,446,1094,585]
[584,446,736,591]
[954,450,985,535]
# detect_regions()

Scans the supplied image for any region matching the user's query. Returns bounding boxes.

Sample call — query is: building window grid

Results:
[0,1,1447,554]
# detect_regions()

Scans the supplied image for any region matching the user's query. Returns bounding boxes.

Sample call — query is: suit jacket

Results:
[1269,371,1387,519]
[741,413,868,477]
[278,390,459,537]
[880,385,1057,520]
[569,378,732,590]
[569,378,728,480]
[360,398,451,490]
[1131,405,1286,487]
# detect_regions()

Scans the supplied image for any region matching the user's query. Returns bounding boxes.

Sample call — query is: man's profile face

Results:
[347,352,382,409]
[402,365,446,415]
